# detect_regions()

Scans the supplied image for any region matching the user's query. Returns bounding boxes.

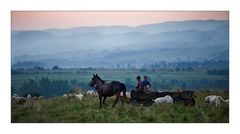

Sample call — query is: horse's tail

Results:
[121,83,127,99]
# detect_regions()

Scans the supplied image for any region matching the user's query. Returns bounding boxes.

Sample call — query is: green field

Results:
[11,91,229,123]
[11,68,229,123]
[11,68,229,93]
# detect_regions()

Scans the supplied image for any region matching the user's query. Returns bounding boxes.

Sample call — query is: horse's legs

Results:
[120,96,124,105]
[103,96,107,104]
[112,95,119,108]
[99,96,102,108]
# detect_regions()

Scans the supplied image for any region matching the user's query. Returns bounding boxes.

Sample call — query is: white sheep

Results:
[63,94,68,98]
[205,95,228,107]
[87,90,95,96]
[68,94,75,97]
[27,94,31,99]
[126,92,131,99]
[75,93,84,101]
[154,95,173,105]
[12,94,18,97]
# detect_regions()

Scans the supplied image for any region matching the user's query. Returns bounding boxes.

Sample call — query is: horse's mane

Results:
[95,75,106,84]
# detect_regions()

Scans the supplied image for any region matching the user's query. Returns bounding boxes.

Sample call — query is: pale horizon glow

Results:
[12,11,229,31]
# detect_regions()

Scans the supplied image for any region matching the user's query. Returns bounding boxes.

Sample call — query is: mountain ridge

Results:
[11,19,229,68]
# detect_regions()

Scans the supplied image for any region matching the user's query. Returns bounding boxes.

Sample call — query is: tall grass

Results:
[11,91,229,123]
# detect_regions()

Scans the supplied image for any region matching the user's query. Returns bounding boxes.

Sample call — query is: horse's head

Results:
[89,74,97,88]
[89,74,102,88]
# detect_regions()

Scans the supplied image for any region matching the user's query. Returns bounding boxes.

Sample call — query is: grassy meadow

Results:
[11,91,229,123]
[11,68,229,123]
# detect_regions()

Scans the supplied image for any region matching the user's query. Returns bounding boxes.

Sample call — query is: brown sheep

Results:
[12,96,27,104]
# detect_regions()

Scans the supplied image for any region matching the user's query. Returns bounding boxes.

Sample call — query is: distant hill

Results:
[11,20,229,68]
[44,20,228,35]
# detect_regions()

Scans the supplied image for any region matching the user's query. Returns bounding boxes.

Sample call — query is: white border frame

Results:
[1,0,239,134]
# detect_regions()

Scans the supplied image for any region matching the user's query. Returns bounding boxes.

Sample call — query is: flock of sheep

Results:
[62,90,97,101]
[153,94,229,108]
[11,94,43,104]
[120,91,228,108]
[12,90,229,108]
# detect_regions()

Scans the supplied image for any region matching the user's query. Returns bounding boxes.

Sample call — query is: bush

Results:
[52,66,60,70]
[19,79,40,96]
[17,77,71,98]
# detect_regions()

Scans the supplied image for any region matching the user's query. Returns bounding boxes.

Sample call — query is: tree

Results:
[127,63,131,69]
[175,67,180,72]
[116,64,120,69]
[34,66,44,70]
[186,67,194,72]
[39,77,71,97]
[52,65,59,70]
[19,79,40,96]
[39,77,51,96]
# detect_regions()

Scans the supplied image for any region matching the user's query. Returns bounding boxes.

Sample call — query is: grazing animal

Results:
[225,99,229,104]
[126,92,131,99]
[63,94,68,98]
[12,94,18,97]
[38,96,43,99]
[75,93,84,100]
[12,96,27,104]
[68,94,75,97]
[27,94,31,99]
[89,74,127,108]
[205,95,228,107]
[154,95,173,105]
[87,90,95,96]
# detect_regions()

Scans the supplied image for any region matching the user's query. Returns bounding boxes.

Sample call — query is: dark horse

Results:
[89,74,126,108]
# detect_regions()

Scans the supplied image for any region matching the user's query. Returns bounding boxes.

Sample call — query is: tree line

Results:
[207,69,229,75]
[14,77,90,98]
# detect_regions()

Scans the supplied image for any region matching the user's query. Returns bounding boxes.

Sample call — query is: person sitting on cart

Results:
[130,76,142,100]
[135,75,142,91]
[141,76,151,93]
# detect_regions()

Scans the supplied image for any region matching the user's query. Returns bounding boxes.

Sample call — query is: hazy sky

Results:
[12,11,228,31]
